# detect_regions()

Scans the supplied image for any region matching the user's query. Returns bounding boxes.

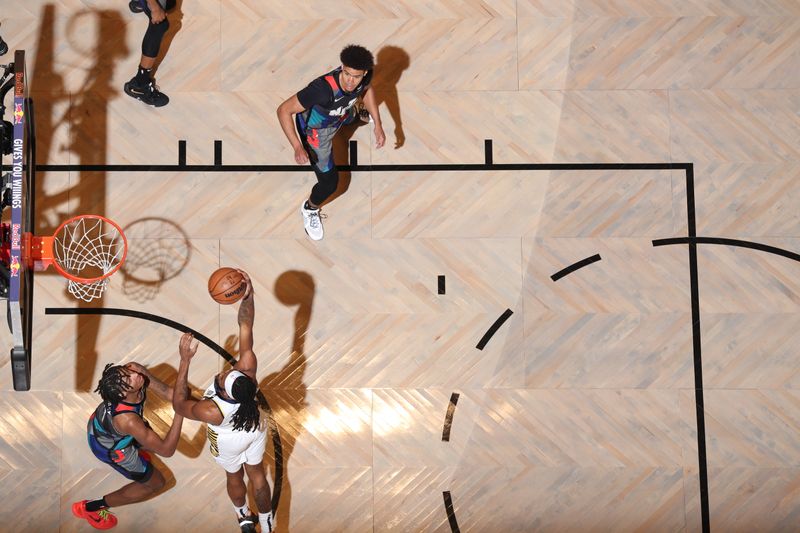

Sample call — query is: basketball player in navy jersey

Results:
[72,361,184,529]
[277,44,386,240]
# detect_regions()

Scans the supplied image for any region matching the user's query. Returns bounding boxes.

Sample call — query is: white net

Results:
[53,216,127,302]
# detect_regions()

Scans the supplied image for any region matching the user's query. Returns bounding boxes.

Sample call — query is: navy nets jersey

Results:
[86,390,154,481]
[296,67,373,129]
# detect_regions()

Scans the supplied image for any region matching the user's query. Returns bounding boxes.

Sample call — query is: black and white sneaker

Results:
[124,77,169,107]
[261,511,275,532]
[237,512,258,533]
[128,0,144,13]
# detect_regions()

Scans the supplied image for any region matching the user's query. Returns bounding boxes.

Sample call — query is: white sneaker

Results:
[300,202,324,241]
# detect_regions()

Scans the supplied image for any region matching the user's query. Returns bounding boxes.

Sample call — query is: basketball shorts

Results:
[137,0,176,13]
[295,109,357,174]
[208,426,267,473]
[88,434,154,483]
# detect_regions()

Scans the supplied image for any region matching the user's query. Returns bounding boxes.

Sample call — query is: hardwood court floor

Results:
[1,1,799,532]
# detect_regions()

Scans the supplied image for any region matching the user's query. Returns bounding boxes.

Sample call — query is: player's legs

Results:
[103,466,165,506]
[306,126,340,207]
[244,461,275,532]
[225,466,259,532]
[73,446,165,529]
[294,116,341,208]
[225,466,247,507]
[296,121,341,240]
[124,2,170,107]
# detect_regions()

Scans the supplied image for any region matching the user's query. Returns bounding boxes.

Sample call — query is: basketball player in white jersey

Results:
[172,272,274,532]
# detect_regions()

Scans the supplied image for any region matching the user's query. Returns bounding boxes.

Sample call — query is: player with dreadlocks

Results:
[72,360,184,529]
[173,271,274,533]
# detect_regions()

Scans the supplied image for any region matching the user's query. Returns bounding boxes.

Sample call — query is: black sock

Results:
[134,66,152,83]
[85,497,108,512]
[304,201,317,211]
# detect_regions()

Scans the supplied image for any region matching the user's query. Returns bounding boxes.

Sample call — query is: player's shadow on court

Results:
[259,271,314,531]
[373,45,410,150]
[30,7,129,390]
[145,362,208,458]
[324,46,410,206]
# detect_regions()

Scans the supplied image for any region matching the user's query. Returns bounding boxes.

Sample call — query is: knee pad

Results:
[141,17,169,57]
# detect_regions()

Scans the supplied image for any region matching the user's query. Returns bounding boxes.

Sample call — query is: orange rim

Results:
[51,214,128,284]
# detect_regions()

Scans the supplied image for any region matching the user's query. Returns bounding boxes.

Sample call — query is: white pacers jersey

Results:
[203,378,267,473]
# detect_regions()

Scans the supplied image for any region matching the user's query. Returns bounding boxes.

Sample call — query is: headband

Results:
[224,370,246,399]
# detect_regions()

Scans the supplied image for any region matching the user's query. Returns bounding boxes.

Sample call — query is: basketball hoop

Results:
[26,214,128,302]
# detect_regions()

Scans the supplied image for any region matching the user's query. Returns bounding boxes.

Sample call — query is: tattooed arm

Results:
[234,271,257,379]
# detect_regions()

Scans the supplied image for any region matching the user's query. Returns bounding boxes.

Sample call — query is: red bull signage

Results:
[9,53,25,304]
[10,223,20,249]
[10,256,20,278]
[13,103,24,124]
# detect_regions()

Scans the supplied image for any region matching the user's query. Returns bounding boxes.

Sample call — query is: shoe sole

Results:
[304,228,323,241]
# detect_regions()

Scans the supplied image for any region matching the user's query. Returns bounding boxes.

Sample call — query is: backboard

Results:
[2,50,35,390]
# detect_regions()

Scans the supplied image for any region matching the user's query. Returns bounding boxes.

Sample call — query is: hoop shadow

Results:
[120,217,192,302]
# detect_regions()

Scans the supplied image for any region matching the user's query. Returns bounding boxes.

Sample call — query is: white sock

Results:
[259,511,274,532]
[233,503,249,518]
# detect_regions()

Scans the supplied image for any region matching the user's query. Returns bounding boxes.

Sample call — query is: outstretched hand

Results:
[179,332,198,361]
[238,270,253,299]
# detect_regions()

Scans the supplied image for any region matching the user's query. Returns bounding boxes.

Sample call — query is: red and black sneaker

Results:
[72,500,118,530]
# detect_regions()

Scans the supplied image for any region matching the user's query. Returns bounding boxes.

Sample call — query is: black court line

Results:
[654,233,800,533]
[18,161,694,173]
[484,139,493,165]
[683,164,711,533]
[441,392,460,442]
[47,307,234,362]
[178,140,186,166]
[438,275,446,295]
[442,491,461,533]
[349,140,358,167]
[550,253,602,281]
[475,309,513,351]
[20,142,720,530]
[45,306,285,513]
[653,237,800,263]
[214,140,222,166]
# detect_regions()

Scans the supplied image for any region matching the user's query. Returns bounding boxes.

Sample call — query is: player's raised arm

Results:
[234,271,257,378]
[172,332,223,424]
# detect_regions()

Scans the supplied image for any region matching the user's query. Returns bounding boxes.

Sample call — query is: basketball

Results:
[208,267,247,305]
